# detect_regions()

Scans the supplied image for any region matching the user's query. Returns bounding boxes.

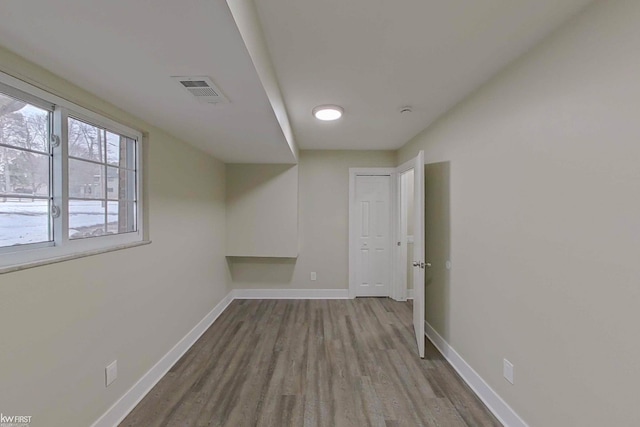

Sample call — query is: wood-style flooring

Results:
[121,298,501,427]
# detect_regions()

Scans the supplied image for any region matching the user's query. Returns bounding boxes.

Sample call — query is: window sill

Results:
[0,240,151,275]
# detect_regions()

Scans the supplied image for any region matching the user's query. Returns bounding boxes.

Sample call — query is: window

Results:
[0,73,143,268]
[67,117,137,239]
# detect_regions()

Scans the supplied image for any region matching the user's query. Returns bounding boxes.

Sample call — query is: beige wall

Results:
[423,162,451,339]
[399,1,640,425]
[229,150,395,289]
[0,47,230,427]
[226,164,298,257]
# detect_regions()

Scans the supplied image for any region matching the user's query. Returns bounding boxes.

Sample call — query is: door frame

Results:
[348,168,397,299]
[395,158,416,302]
[412,150,426,358]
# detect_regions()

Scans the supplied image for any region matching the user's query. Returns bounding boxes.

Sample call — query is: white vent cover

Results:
[172,76,229,104]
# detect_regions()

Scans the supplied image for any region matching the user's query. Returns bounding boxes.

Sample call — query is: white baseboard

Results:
[91,291,235,427]
[233,288,349,299]
[424,321,528,427]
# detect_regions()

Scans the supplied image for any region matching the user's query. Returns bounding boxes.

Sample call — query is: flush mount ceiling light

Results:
[312,105,343,121]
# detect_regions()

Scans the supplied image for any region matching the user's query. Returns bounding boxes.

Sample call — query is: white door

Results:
[353,175,392,297]
[411,151,426,358]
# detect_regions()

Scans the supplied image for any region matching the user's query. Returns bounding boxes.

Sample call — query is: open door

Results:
[411,151,425,358]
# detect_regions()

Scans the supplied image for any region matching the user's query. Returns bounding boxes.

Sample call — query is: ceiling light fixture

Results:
[313,105,343,121]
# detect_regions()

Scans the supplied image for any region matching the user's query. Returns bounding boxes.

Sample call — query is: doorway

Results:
[348,154,426,359]
[395,151,425,358]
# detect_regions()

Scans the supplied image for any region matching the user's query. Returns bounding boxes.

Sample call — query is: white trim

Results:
[396,172,406,301]
[406,289,414,299]
[424,321,529,427]
[233,288,349,300]
[91,291,235,427]
[396,157,417,175]
[348,167,397,299]
[413,150,426,358]
[0,80,54,111]
[0,240,151,275]
[0,231,145,270]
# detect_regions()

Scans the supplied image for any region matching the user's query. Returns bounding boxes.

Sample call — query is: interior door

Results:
[354,175,392,296]
[411,151,425,358]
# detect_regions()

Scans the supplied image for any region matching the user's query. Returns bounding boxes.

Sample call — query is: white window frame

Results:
[0,71,144,270]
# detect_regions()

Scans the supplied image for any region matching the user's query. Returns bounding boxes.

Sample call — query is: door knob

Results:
[412,261,420,267]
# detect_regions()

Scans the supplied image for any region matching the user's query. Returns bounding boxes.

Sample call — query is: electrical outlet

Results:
[503,359,514,384]
[105,360,118,387]
[310,272,317,281]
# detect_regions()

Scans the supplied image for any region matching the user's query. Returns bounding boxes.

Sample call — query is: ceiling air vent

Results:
[172,76,229,104]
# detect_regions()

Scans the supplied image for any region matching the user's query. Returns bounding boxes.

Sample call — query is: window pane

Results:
[106,166,119,200]
[68,117,105,162]
[69,200,106,239]
[106,167,135,201]
[106,132,135,168]
[0,92,49,153]
[123,169,136,200]
[0,146,50,196]
[0,198,51,248]
[106,131,119,165]
[0,91,52,249]
[125,138,136,169]
[69,158,104,199]
[107,201,136,234]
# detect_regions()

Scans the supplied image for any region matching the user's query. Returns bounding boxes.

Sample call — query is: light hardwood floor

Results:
[121,298,501,427]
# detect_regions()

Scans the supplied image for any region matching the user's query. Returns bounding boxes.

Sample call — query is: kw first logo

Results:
[0,413,32,426]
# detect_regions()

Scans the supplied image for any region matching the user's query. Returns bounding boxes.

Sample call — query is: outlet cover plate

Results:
[106,360,118,387]
[503,359,514,384]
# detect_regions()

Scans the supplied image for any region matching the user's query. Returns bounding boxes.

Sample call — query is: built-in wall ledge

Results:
[226,255,298,260]
[0,240,152,275]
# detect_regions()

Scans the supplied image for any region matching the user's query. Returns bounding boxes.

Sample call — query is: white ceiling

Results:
[0,0,594,160]
[0,0,297,163]
[255,0,594,150]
